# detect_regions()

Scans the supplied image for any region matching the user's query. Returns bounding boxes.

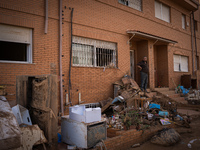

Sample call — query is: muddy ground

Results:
[129,115,200,150]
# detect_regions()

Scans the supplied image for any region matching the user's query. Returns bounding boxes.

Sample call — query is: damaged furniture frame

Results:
[16,74,58,144]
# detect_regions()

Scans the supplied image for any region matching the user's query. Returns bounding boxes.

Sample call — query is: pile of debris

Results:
[99,76,191,134]
[187,89,200,105]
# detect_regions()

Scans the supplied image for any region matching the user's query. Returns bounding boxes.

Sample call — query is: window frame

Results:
[72,37,117,68]
[118,0,143,12]
[0,25,32,64]
[173,55,189,72]
[182,14,186,29]
[155,1,170,23]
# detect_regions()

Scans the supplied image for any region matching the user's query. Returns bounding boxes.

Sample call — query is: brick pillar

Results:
[148,40,155,90]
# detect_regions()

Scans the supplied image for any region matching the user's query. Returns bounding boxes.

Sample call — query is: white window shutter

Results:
[174,55,180,71]
[155,1,161,19]
[182,14,186,29]
[162,4,170,23]
[181,56,188,72]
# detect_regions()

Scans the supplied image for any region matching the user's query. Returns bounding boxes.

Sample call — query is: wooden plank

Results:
[16,75,28,107]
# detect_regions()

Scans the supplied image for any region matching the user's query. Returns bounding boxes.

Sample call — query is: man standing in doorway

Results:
[137,56,149,92]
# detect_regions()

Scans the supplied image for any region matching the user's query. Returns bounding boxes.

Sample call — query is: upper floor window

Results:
[72,36,117,68]
[0,24,32,63]
[118,0,142,11]
[155,1,170,23]
[182,14,186,29]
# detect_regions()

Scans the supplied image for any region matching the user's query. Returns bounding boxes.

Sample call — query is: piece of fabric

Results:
[149,103,161,109]
[179,86,190,95]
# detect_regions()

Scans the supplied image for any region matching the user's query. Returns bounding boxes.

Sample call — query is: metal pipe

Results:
[190,12,195,75]
[68,8,74,106]
[45,0,48,34]
[192,12,198,61]
[59,0,64,115]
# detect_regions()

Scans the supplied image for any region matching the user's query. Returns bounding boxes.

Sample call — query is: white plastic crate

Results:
[12,104,32,125]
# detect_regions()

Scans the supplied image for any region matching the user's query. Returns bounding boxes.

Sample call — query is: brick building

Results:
[0,0,199,114]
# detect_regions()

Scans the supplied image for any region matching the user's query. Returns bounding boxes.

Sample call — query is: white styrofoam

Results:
[69,105,101,123]
[85,107,101,123]
[12,104,32,125]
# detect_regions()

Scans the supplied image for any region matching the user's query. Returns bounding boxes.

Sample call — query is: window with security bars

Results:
[155,1,170,23]
[72,36,117,68]
[173,55,188,72]
[118,0,142,11]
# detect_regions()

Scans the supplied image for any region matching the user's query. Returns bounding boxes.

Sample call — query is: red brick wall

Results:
[103,124,175,150]
[0,0,200,114]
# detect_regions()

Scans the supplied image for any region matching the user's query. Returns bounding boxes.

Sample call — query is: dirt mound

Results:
[151,128,180,146]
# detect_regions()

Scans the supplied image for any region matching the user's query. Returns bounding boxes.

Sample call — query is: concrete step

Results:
[173,97,188,104]
[154,88,169,92]
[149,92,157,97]
[168,94,181,98]
[160,91,176,95]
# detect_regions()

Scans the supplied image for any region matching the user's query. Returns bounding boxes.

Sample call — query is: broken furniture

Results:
[0,85,6,96]
[16,74,58,144]
[61,115,106,149]
[181,74,197,89]
[0,96,22,150]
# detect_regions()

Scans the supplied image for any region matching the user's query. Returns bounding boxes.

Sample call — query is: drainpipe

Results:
[192,11,198,71]
[190,12,195,76]
[68,8,74,106]
[44,0,48,34]
[59,0,64,115]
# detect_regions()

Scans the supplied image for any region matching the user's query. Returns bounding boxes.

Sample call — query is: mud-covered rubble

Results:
[99,76,192,135]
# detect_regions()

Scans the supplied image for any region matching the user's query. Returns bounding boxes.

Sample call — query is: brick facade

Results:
[0,0,200,114]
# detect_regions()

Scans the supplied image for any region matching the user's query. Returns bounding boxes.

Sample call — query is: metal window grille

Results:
[72,36,117,68]
[72,43,93,66]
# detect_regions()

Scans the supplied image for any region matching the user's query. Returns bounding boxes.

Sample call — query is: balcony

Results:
[173,0,199,11]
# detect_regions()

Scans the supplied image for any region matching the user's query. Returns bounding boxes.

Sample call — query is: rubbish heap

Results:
[187,89,200,105]
[99,76,192,135]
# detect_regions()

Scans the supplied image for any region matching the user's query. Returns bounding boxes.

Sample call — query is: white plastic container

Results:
[69,105,101,123]
[12,104,32,125]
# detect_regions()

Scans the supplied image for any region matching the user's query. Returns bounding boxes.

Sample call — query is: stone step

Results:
[172,97,188,104]
[168,94,180,98]
[160,90,176,95]
[154,88,169,92]
[148,92,157,97]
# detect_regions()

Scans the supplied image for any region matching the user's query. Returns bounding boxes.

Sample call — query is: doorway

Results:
[154,45,169,87]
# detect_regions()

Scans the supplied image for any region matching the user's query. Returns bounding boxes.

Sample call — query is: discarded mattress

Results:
[0,96,22,150]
